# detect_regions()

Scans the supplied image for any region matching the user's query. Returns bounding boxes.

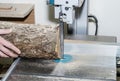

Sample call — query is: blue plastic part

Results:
[49,0,54,5]
[54,54,73,63]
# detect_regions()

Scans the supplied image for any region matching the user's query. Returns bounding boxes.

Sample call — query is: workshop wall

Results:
[0,0,120,42]
[89,0,120,42]
[0,0,55,25]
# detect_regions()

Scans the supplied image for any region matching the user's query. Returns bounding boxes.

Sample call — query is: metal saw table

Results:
[2,40,119,81]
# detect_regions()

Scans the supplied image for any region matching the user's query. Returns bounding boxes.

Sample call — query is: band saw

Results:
[2,0,119,81]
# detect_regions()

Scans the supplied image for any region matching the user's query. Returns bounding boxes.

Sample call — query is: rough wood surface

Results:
[0,21,60,59]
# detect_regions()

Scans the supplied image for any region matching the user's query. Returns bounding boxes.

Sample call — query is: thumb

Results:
[0,29,12,34]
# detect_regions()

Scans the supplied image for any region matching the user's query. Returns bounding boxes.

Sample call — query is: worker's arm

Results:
[0,29,21,58]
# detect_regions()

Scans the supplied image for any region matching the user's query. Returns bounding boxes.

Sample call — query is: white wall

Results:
[89,0,120,42]
[0,0,120,42]
[0,0,57,25]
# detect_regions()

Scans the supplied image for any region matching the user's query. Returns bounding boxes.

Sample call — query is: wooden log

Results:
[0,21,60,59]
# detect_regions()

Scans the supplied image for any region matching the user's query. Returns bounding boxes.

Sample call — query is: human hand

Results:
[0,29,21,58]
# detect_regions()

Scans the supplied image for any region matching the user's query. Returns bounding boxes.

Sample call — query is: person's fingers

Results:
[0,51,9,58]
[0,37,21,54]
[0,29,12,34]
[0,45,18,57]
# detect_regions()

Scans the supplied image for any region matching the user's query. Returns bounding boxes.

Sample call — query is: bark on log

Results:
[0,21,60,59]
